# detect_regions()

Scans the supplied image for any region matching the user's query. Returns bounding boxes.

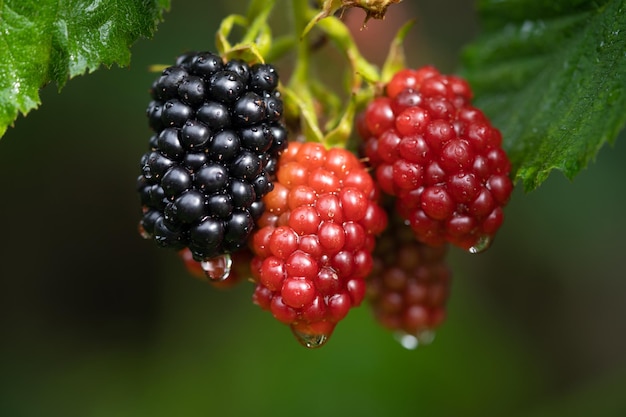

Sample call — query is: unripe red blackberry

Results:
[250,142,388,348]
[367,208,451,348]
[359,66,513,252]
[137,51,288,263]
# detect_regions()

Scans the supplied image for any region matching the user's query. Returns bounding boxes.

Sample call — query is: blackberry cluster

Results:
[137,51,288,261]
[367,207,451,341]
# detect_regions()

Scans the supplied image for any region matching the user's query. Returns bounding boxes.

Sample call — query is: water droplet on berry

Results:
[394,330,436,350]
[468,235,492,254]
[200,254,233,281]
[291,329,329,349]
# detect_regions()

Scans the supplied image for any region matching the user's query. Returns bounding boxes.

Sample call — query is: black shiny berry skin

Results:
[180,120,211,150]
[189,217,224,255]
[252,171,272,196]
[153,66,188,100]
[240,125,271,153]
[248,200,265,220]
[208,130,241,162]
[207,193,234,218]
[183,152,209,172]
[161,99,193,127]
[169,190,206,224]
[208,71,246,104]
[195,164,229,193]
[230,151,262,180]
[157,128,184,160]
[146,185,167,210]
[250,63,278,93]
[196,102,231,130]
[189,52,224,78]
[178,75,206,106]
[267,124,288,154]
[138,51,288,261]
[229,180,256,208]
[140,209,161,235]
[161,166,192,197]
[233,92,266,126]
[147,101,164,131]
[143,151,174,181]
[225,59,251,83]
[224,210,254,246]
[264,92,283,122]
[153,216,186,249]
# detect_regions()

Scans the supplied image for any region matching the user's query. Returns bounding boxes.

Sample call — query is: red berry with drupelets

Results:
[367,207,451,348]
[249,142,388,348]
[358,66,513,252]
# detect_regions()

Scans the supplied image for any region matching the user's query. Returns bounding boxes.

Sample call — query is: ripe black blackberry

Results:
[138,51,288,261]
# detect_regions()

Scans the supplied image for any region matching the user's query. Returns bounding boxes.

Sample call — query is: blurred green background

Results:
[1,1,625,416]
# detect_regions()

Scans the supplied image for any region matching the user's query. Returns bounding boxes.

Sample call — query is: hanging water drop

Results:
[291,328,329,349]
[200,253,233,281]
[394,329,436,350]
[468,235,492,254]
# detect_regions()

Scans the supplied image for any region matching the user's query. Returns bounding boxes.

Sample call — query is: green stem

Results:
[216,0,278,62]
[280,0,391,147]
[264,35,298,63]
[314,15,381,89]
[216,14,248,55]
[245,0,275,22]
[241,0,276,45]
[286,0,324,143]
[290,0,312,87]
[306,10,380,148]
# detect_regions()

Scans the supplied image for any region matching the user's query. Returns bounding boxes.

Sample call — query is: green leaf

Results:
[460,0,626,191]
[0,0,170,139]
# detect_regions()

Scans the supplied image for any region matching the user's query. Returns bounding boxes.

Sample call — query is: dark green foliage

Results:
[0,0,171,137]
[461,0,626,191]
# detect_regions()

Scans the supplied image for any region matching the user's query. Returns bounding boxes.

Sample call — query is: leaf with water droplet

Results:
[0,0,171,139]
[460,0,626,192]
